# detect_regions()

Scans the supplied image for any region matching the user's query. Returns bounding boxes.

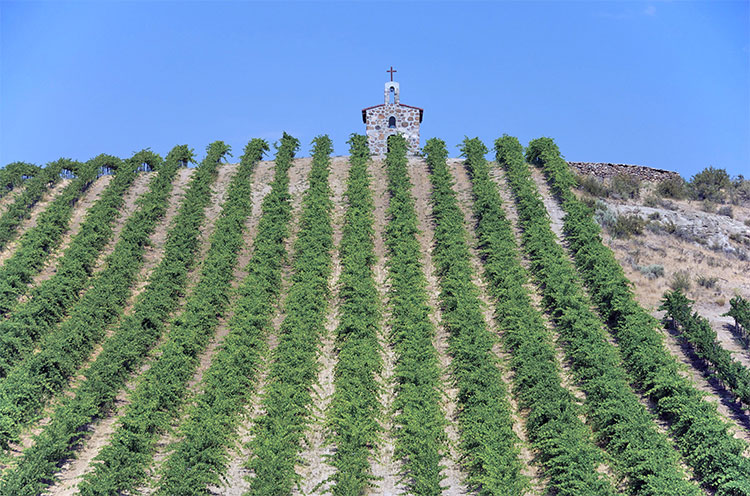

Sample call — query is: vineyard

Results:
[0,134,748,496]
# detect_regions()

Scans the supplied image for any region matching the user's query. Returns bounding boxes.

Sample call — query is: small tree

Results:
[690,166,731,202]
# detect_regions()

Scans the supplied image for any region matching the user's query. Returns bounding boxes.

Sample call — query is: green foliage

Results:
[656,176,688,199]
[75,140,258,495]
[461,137,616,495]
[527,136,750,495]
[382,134,446,495]
[0,160,62,249]
[502,135,700,495]
[0,158,100,314]
[0,161,41,198]
[610,173,640,200]
[0,143,218,485]
[425,138,527,495]
[245,135,334,495]
[690,166,731,202]
[154,138,296,496]
[661,290,750,406]
[323,134,383,495]
[669,270,691,292]
[724,295,750,333]
[610,213,646,238]
[0,152,154,376]
[577,174,609,197]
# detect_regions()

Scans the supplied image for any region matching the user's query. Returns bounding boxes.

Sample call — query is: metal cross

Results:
[387,66,397,81]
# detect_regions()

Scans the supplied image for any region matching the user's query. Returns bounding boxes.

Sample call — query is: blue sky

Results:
[1,1,748,178]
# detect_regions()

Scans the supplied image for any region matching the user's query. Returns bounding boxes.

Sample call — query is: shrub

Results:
[577,174,609,197]
[744,219,750,227]
[701,200,716,213]
[656,176,688,199]
[610,173,640,200]
[717,205,733,218]
[610,213,645,238]
[644,194,662,208]
[690,166,731,202]
[639,264,664,279]
[648,211,661,221]
[670,270,691,292]
[696,275,718,289]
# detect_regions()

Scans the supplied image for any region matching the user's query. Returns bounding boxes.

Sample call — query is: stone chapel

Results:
[362,68,423,156]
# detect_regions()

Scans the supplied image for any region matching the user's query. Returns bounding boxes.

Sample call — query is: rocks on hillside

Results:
[569,162,680,182]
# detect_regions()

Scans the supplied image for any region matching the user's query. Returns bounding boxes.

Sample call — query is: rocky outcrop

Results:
[569,162,681,182]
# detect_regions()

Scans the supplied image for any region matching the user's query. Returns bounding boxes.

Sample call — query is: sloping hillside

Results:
[0,136,748,496]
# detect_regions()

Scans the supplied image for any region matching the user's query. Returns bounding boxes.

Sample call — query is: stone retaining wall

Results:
[568,162,681,182]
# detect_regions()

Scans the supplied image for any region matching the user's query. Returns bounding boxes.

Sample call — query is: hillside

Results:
[0,135,748,496]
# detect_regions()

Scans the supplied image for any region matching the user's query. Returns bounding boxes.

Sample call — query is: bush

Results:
[717,205,733,218]
[696,275,718,289]
[577,174,609,197]
[610,213,646,238]
[639,264,664,279]
[701,200,716,213]
[690,166,731,202]
[670,270,691,292]
[656,176,688,199]
[610,174,640,200]
[644,194,662,208]
[744,219,750,227]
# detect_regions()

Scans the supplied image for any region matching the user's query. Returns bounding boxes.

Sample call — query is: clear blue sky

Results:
[1,1,748,178]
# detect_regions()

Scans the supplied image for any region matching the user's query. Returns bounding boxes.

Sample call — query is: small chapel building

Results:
[362,68,423,156]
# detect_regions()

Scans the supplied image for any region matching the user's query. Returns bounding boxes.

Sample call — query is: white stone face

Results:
[364,81,421,156]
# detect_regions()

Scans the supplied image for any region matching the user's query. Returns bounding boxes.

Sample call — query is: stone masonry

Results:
[568,162,681,182]
[362,80,423,156]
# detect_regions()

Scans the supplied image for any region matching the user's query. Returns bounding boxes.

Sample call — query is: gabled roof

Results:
[362,103,424,123]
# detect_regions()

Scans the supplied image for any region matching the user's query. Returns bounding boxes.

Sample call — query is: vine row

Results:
[661,289,750,406]
[527,136,750,495]
[460,137,616,495]
[0,144,221,453]
[0,152,154,376]
[0,158,99,314]
[382,134,446,495]
[0,160,62,249]
[724,295,750,335]
[0,144,214,494]
[497,135,700,496]
[77,140,253,495]
[245,135,334,495]
[424,138,526,495]
[325,134,383,495]
[154,137,295,496]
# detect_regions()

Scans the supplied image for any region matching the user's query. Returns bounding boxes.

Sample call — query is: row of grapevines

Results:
[527,136,750,495]
[77,139,255,495]
[0,144,222,452]
[0,158,99,314]
[245,135,334,495]
[423,138,526,495]
[0,162,41,198]
[0,144,216,495]
[661,289,750,406]
[724,295,750,334]
[459,137,616,495]
[382,134,446,495]
[496,135,700,496]
[0,160,62,248]
[325,134,383,495]
[154,137,293,496]
[0,152,154,376]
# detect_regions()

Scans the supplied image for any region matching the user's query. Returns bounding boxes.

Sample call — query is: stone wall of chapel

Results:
[365,104,421,156]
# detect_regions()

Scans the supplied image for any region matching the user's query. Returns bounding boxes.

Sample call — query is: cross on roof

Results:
[387,66,397,81]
